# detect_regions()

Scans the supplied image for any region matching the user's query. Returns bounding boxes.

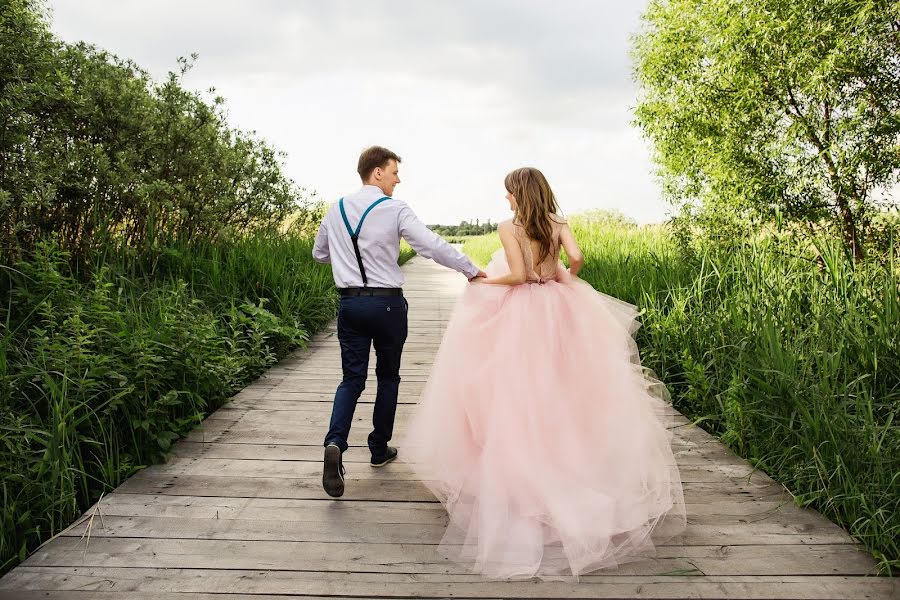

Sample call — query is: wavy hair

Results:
[504,167,561,264]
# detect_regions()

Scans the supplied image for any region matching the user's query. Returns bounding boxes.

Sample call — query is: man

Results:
[312,145,486,498]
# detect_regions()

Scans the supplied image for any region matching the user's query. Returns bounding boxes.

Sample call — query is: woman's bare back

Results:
[511,216,567,282]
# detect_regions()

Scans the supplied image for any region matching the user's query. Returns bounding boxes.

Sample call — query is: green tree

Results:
[0,0,60,251]
[0,0,305,264]
[633,0,900,259]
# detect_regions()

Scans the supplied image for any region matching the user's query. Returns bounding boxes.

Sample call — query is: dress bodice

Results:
[512,217,566,283]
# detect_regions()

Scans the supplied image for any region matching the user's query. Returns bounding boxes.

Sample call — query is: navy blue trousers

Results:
[324,295,408,455]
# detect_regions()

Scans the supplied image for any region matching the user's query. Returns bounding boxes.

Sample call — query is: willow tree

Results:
[632,0,900,259]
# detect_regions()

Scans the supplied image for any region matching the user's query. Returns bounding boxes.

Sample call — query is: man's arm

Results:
[397,201,481,278]
[312,210,331,264]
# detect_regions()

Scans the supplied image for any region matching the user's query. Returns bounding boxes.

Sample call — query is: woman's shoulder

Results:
[499,219,527,241]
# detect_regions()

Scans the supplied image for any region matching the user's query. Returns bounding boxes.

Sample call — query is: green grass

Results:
[463,222,899,572]
[399,240,416,265]
[460,233,501,267]
[0,232,417,575]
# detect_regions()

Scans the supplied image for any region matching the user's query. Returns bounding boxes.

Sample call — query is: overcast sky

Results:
[46,0,671,225]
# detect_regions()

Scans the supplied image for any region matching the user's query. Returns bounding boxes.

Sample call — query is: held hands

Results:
[468,270,488,283]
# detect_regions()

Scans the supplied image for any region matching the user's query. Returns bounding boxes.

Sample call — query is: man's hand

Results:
[468,270,487,282]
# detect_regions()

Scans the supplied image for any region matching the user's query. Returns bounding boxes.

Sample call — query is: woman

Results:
[402,167,685,580]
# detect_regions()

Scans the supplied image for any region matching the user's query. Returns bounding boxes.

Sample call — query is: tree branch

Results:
[785,83,863,259]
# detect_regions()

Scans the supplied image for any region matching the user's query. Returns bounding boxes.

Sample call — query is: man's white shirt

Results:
[312,185,479,288]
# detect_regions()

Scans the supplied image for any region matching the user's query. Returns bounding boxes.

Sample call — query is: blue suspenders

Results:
[339,196,391,287]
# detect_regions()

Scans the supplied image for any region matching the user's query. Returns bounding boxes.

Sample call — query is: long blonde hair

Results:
[504,167,561,264]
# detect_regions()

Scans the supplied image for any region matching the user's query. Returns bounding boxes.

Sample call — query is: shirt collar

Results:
[360,184,389,197]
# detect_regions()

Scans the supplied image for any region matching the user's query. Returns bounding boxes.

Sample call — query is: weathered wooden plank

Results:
[202,406,691,426]
[222,393,688,414]
[160,449,753,474]
[226,391,424,404]
[166,439,746,463]
[210,403,684,418]
[60,511,853,546]
[71,493,804,522]
[178,423,714,449]
[1,568,895,599]
[302,342,445,351]
[187,419,697,443]
[270,373,432,382]
[180,408,699,439]
[138,456,777,488]
[22,537,879,576]
[269,380,428,393]
[114,470,789,503]
[65,493,830,530]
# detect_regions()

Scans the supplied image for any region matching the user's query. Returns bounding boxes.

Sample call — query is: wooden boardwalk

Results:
[1,256,895,599]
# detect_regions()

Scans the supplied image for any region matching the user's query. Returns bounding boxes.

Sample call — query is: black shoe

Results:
[323,443,345,497]
[370,446,398,467]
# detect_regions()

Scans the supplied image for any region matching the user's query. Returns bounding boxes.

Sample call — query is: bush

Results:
[0,0,310,264]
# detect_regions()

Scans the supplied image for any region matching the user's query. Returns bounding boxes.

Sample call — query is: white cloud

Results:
[46,0,672,224]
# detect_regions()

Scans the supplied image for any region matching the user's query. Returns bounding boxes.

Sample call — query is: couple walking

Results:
[312,146,685,580]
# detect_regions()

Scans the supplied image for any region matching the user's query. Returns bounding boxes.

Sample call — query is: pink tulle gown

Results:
[401,219,686,580]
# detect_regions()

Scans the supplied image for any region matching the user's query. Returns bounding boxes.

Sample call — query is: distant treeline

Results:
[428,220,498,237]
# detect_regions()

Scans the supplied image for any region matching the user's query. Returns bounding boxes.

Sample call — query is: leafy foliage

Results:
[429,219,499,238]
[1,0,311,264]
[633,0,900,259]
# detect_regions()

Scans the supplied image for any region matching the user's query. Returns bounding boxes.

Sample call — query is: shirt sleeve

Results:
[397,201,480,278]
[312,209,331,264]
